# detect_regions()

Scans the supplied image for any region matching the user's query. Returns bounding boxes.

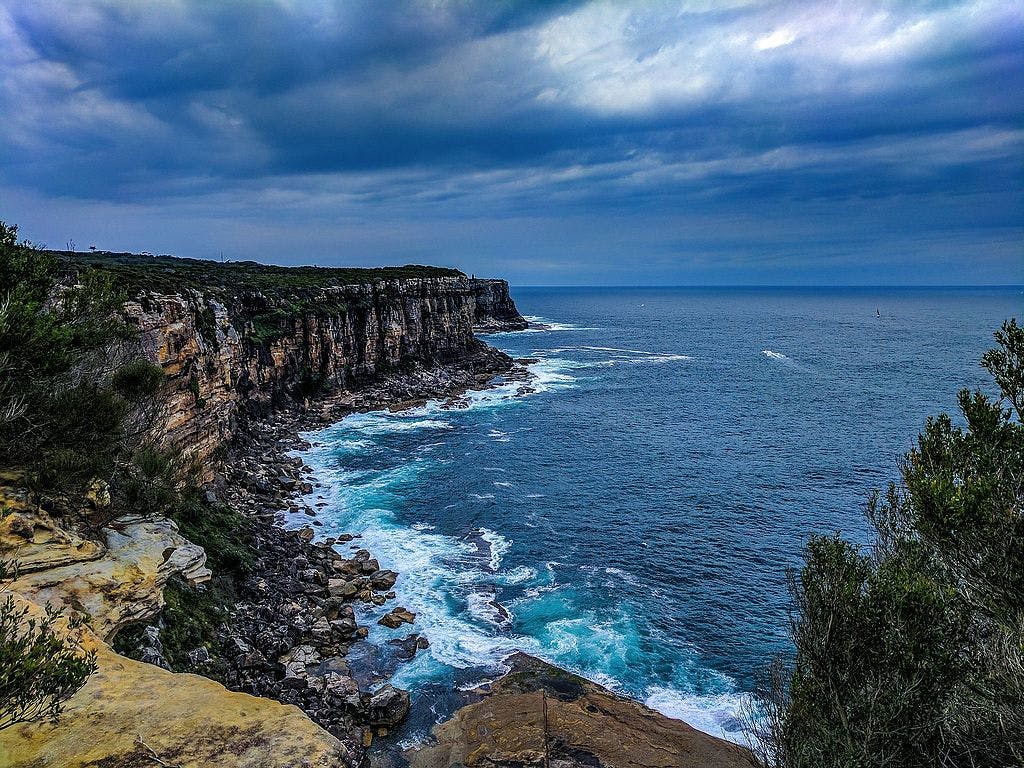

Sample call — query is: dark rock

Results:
[359,684,410,729]
[378,607,415,628]
[388,633,428,661]
[369,570,398,591]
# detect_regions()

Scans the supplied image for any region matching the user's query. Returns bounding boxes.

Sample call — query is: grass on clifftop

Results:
[47,250,464,299]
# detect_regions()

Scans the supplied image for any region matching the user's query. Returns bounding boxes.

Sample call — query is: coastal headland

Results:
[0,251,746,767]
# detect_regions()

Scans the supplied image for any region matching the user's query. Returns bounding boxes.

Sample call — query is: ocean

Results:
[289,286,1021,748]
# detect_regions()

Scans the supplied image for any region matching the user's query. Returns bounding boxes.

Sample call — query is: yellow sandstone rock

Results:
[0,496,354,767]
[408,653,750,768]
[0,594,354,768]
[5,513,211,642]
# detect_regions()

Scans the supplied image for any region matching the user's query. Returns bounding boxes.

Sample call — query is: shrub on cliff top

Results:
[0,563,97,730]
[0,221,132,493]
[746,319,1024,768]
[0,222,178,507]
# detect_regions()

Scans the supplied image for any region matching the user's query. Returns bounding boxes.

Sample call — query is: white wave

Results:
[341,413,454,436]
[337,438,372,450]
[486,315,599,335]
[644,687,752,746]
[762,350,790,362]
[456,675,502,692]
[478,527,511,571]
[549,345,661,356]
[496,565,537,585]
[470,493,495,500]
[544,345,691,366]
[493,481,513,487]
[466,591,514,628]
[604,566,643,588]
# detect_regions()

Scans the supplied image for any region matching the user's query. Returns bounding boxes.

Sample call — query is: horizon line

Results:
[507,283,1024,290]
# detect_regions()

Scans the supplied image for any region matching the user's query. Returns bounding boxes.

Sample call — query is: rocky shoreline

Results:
[125,351,528,760]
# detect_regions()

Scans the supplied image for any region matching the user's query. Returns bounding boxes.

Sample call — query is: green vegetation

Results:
[0,219,257,714]
[746,320,1024,768]
[0,222,141,495]
[50,249,462,298]
[0,561,97,731]
[114,495,256,675]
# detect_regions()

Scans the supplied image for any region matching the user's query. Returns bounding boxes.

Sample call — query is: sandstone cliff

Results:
[0,256,529,768]
[109,266,519,467]
[470,278,530,332]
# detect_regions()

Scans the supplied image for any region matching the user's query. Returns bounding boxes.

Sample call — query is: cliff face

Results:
[470,279,529,332]
[123,275,518,466]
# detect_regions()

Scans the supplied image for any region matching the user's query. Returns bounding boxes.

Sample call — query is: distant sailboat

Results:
[876,308,881,317]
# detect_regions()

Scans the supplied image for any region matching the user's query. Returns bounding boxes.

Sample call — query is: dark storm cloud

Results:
[0,0,1021,283]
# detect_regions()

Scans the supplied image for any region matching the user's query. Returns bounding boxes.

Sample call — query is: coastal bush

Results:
[0,221,133,494]
[111,360,165,400]
[0,561,97,730]
[745,319,1024,768]
[114,497,255,674]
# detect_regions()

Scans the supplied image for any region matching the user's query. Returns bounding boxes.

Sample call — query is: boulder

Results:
[369,569,397,590]
[378,607,415,628]
[360,685,411,729]
[328,578,358,599]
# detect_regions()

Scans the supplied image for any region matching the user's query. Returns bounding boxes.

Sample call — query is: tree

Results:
[0,220,168,503]
[0,560,97,730]
[746,320,1024,768]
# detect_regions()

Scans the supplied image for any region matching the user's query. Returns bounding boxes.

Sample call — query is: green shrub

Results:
[747,319,1024,768]
[111,360,165,400]
[0,221,136,495]
[0,585,97,730]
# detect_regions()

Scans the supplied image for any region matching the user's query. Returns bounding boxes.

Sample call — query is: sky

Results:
[1,0,1022,286]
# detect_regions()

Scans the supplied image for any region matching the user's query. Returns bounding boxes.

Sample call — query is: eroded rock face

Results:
[407,653,751,768]
[0,594,354,768]
[124,276,520,472]
[0,506,104,574]
[5,511,210,642]
[470,279,530,332]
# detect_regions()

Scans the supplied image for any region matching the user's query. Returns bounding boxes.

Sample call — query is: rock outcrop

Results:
[0,594,354,768]
[0,490,344,768]
[470,279,530,332]
[3,509,210,643]
[407,653,750,768]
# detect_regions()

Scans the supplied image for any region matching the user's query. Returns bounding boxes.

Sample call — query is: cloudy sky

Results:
[1,1,1021,285]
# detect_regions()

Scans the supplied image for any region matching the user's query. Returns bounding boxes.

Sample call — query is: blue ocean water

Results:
[290,287,1021,746]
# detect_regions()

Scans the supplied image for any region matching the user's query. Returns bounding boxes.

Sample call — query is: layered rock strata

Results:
[470,278,530,332]
[125,275,518,469]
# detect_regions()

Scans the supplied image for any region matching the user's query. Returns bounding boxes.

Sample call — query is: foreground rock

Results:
[0,493,346,768]
[0,501,210,642]
[407,653,750,768]
[0,594,353,768]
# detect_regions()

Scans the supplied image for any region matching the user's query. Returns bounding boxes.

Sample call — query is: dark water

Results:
[292,286,1021,745]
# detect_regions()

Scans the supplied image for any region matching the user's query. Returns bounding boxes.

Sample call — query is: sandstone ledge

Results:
[407,652,750,768]
[0,595,353,768]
